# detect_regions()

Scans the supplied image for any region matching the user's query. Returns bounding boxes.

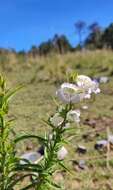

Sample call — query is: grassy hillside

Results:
[0,50,113,189]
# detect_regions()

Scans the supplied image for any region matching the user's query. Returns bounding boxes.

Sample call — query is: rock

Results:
[82,105,88,110]
[37,146,44,155]
[76,145,87,154]
[20,151,43,164]
[93,76,109,84]
[72,160,86,170]
[94,140,108,150]
[78,160,86,169]
[84,118,96,128]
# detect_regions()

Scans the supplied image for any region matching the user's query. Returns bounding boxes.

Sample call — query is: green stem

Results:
[0,115,6,190]
[36,104,71,190]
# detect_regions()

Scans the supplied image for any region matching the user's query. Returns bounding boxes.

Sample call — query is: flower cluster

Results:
[56,75,100,103]
[50,75,100,160]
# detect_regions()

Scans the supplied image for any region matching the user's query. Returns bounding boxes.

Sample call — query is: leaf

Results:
[41,118,54,129]
[58,161,72,174]
[60,139,69,144]
[51,96,60,107]
[14,134,47,144]
[4,85,24,103]
[63,127,76,132]
[7,173,38,189]
[46,178,61,189]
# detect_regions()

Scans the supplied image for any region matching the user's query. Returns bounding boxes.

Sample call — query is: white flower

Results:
[84,93,91,99]
[76,75,100,95]
[67,109,80,123]
[57,146,68,160]
[56,82,84,104]
[91,81,101,94]
[94,88,101,94]
[76,75,93,89]
[50,113,64,127]
[56,75,100,104]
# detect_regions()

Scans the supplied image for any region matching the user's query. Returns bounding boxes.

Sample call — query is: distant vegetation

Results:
[1,21,113,56]
[28,22,113,55]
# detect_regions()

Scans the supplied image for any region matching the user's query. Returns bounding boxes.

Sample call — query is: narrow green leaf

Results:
[14,134,47,144]
[46,178,61,189]
[4,85,24,103]
[7,173,37,189]
[58,161,72,174]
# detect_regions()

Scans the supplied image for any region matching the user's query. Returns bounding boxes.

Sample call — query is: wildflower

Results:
[50,113,64,127]
[67,109,80,123]
[76,75,100,95]
[91,81,101,94]
[76,75,93,89]
[57,146,68,160]
[84,93,91,99]
[56,82,84,104]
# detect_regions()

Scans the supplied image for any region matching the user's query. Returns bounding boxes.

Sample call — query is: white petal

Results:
[84,93,91,99]
[56,83,84,104]
[50,113,64,127]
[67,109,80,123]
[76,75,92,88]
[57,146,68,160]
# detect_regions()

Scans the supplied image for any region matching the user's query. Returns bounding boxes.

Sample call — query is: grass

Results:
[0,49,113,189]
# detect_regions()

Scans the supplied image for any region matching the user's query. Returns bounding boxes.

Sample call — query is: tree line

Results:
[27,21,113,56]
[1,21,113,56]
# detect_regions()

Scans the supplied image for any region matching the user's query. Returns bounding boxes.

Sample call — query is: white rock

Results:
[20,152,43,164]
[79,160,86,169]
[95,140,108,150]
[82,105,88,110]
[77,145,87,154]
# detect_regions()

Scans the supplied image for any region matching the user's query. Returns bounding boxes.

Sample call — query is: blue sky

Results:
[0,0,113,51]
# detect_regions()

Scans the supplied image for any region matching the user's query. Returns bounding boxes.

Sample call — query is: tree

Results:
[29,45,39,57]
[85,22,103,49]
[75,20,86,48]
[38,40,54,56]
[102,23,113,49]
[52,34,72,54]
[89,22,101,33]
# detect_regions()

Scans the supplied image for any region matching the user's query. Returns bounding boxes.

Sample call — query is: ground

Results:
[0,50,113,189]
